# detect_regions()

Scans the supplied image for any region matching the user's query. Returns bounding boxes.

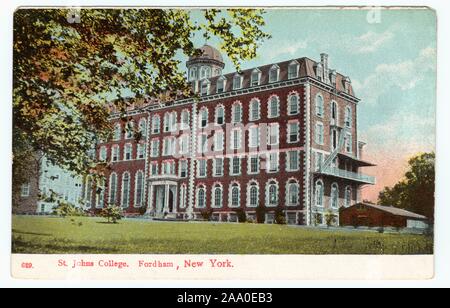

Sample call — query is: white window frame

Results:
[248,126,260,148]
[345,186,352,208]
[134,170,144,208]
[268,95,280,118]
[216,77,226,94]
[137,143,146,159]
[229,182,241,208]
[180,109,190,130]
[249,98,261,121]
[286,150,300,172]
[316,93,324,118]
[99,146,107,161]
[179,184,187,209]
[266,179,279,207]
[248,155,260,175]
[124,143,133,161]
[230,156,242,176]
[250,69,261,87]
[212,184,223,208]
[20,183,30,197]
[214,130,224,152]
[286,179,300,206]
[108,172,118,205]
[267,123,280,146]
[152,115,160,134]
[231,128,242,150]
[232,74,243,90]
[231,101,243,124]
[315,122,324,145]
[213,157,224,177]
[196,185,207,209]
[315,179,324,208]
[267,152,279,173]
[288,61,299,79]
[269,65,280,83]
[197,159,207,178]
[288,93,300,115]
[179,160,188,178]
[111,145,120,162]
[247,181,259,208]
[199,108,209,128]
[330,183,339,209]
[113,123,122,141]
[121,172,131,208]
[215,105,225,125]
[345,106,352,128]
[150,139,160,158]
[287,121,300,143]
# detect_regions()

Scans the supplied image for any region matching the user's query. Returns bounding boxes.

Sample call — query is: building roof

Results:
[189,44,224,63]
[354,203,427,220]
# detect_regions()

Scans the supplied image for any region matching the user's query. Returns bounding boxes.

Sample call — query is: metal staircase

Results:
[319,126,350,173]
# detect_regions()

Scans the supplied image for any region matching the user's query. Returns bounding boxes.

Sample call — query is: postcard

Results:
[11,6,436,280]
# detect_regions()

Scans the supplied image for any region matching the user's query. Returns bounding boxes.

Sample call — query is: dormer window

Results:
[316,63,323,82]
[269,65,280,83]
[330,70,337,86]
[288,61,299,79]
[200,80,210,96]
[233,74,243,90]
[216,77,226,94]
[251,69,261,87]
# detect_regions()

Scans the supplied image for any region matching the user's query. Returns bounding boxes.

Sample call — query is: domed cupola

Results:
[186,44,225,82]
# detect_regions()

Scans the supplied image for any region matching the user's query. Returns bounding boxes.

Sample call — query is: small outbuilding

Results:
[339,203,429,230]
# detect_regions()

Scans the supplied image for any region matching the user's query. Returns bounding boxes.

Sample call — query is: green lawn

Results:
[12,216,433,254]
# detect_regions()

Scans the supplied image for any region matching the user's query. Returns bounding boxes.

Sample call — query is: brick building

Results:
[91,45,376,225]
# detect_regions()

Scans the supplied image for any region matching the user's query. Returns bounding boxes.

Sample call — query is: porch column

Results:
[164,183,170,213]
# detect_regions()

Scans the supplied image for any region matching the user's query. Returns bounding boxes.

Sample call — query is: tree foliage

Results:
[378,152,435,222]
[13,8,270,186]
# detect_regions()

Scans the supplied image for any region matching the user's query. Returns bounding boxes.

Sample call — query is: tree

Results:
[13,8,270,188]
[378,152,435,222]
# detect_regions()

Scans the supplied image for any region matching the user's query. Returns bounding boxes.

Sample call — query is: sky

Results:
[183,8,436,202]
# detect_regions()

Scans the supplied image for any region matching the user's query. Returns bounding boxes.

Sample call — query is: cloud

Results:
[264,40,308,60]
[349,30,394,54]
[352,46,436,105]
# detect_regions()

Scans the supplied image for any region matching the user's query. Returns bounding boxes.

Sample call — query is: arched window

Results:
[287,180,299,206]
[113,123,121,141]
[196,185,206,208]
[266,180,279,207]
[233,74,242,90]
[248,182,259,207]
[232,101,242,124]
[316,94,324,117]
[331,101,338,124]
[152,115,160,134]
[215,105,225,125]
[345,106,352,128]
[213,184,223,208]
[135,171,144,207]
[230,183,241,207]
[269,65,279,83]
[96,178,105,208]
[268,96,280,118]
[331,183,339,209]
[288,94,299,115]
[251,69,261,86]
[138,118,147,138]
[315,180,324,207]
[199,108,208,128]
[249,98,260,121]
[109,173,118,205]
[121,172,130,208]
[345,186,352,208]
[288,61,299,79]
[181,110,190,130]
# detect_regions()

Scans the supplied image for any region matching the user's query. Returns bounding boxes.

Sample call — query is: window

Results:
[216,78,225,93]
[125,121,134,139]
[233,74,242,90]
[288,122,299,143]
[331,129,338,151]
[315,123,324,145]
[232,102,242,124]
[230,157,241,176]
[111,145,120,162]
[138,118,147,138]
[230,183,240,207]
[214,130,224,152]
[201,80,210,96]
[331,183,339,209]
[181,110,190,130]
[96,178,105,208]
[121,172,130,208]
[198,134,208,154]
[267,180,279,206]
[150,139,160,158]
[315,152,324,171]
[199,108,208,128]
[267,153,279,173]
[345,106,352,128]
[170,112,177,132]
[248,182,259,207]
[268,96,280,118]
[215,105,225,125]
[164,113,170,132]
[99,146,107,161]
[287,181,299,206]
[180,160,188,178]
[135,171,144,207]
[180,185,187,208]
[288,62,299,79]
[231,129,242,150]
[197,159,207,178]
[268,123,279,146]
[189,67,197,81]
[315,180,324,207]
[152,115,160,134]
[345,186,352,208]
[196,186,206,208]
[331,101,338,125]
[249,98,260,121]
[248,155,260,174]
[124,144,132,161]
[109,173,118,205]
[345,133,353,153]
[162,161,175,175]
[20,183,30,197]
[288,94,299,115]
[287,151,299,171]
[150,162,158,176]
[316,63,323,81]
[113,124,121,141]
[137,143,146,159]
[214,158,224,176]
[316,94,324,117]
[249,126,260,148]
[213,185,223,208]
[251,69,260,86]
[269,65,279,83]
[179,134,189,155]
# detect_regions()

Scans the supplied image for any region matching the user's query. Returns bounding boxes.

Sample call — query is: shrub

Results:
[314,213,323,226]
[53,202,86,218]
[274,206,286,225]
[234,209,247,223]
[324,211,337,228]
[100,205,123,223]
[138,206,148,216]
[255,204,266,224]
[199,209,213,221]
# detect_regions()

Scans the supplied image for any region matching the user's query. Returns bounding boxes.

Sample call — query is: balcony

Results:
[317,167,376,185]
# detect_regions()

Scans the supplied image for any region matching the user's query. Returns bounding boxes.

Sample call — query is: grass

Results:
[12,215,433,254]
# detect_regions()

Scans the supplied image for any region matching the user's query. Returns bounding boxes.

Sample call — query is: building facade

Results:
[90,45,376,225]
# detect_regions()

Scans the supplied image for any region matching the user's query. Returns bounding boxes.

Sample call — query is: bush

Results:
[274,206,286,225]
[234,209,247,223]
[199,209,213,221]
[138,206,148,216]
[53,202,86,218]
[100,205,123,223]
[255,204,266,224]
[325,211,337,228]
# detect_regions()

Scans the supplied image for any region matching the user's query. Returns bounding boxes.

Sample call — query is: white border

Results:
[1,0,449,288]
